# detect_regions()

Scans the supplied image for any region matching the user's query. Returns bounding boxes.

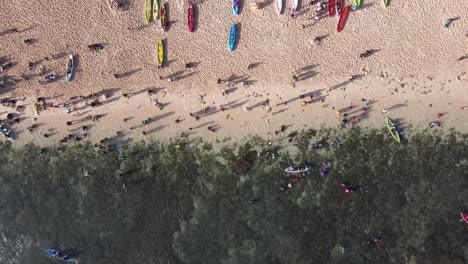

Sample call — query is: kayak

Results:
[354,0,361,8]
[328,0,335,16]
[145,0,152,23]
[157,40,163,66]
[45,249,74,262]
[153,0,160,21]
[461,212,468,224]
[319,161,331,176]
[232,0,239,15]
[228,24,236,52]
[0,124,13,141]
[161,3,168,31]
[382,0,388,7]
[284,165,312,174]
[336,0,343,14]
[291,0,298,15]
[386,117,401,143]
[336,5,349,32]
[65,55,73,81]
[275,0,282,15]
[188,4,194,32]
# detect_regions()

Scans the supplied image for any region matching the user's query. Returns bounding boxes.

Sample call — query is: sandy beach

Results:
[0,0,467,146]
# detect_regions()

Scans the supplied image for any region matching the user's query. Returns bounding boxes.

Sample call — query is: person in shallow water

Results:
[369,237,383,248]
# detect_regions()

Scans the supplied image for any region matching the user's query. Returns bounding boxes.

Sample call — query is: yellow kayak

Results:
[145,0,152,23]
[153,0,160,21]
[157,40,163,66]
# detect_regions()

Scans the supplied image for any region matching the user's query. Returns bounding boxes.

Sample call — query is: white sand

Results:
[0,0,467,146]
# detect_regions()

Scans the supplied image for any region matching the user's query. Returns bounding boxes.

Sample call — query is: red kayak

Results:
[461,212,468,224]
[336,5,349,32]
[328,0,335,16]
[188,4,194,32]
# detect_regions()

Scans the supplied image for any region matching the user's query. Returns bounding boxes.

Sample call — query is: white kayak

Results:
[291,0,298,14]
[276,0,283,15]
[284,165,312,174]
[66,55,74,81]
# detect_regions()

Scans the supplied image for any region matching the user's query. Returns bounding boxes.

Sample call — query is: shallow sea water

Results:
[0,127,467,264]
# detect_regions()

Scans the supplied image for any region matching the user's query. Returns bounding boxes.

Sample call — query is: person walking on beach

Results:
[88,44,105,51]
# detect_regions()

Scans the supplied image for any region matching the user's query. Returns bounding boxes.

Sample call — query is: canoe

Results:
[354,0,361,8]
[232,0,239,15]
[336,5,349,32]
[145,0,152,23]
[188,4,194,32]
[336,0,343,14]
[66,55,73,81]
[45,249,74,262]
[284,165,312,174]
[157,40,163,66]
[228,24,236,52]
[161,4,168,31]
[386,117,401,143]
[153,0,160,21]
[328,0,335,16]
[382,0,388,7]
[291,0,298,14]
[275,0,282,15]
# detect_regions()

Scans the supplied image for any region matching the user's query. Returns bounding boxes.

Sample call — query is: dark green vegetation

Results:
[0,128,467,264]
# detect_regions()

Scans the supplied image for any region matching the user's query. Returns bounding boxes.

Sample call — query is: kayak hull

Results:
[161,4,168,31]
[336,0,343,14]
[153,0,160,21]
[66,55,73,81]
[45,249,74,262]
[145,0,152,23]
[354,0,361,8]
[386,117,401,143]
[336,5,349,32]
[328,0,335,16]
[275,0,282,15]
[284,165,312,173]
[157,40,164,66]
[232,0,239,15]
[291,0,298,14]
[188,4,194,32]
[228,24,236,52]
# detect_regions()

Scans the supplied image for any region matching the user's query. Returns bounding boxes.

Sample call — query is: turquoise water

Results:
[0,127,467,263]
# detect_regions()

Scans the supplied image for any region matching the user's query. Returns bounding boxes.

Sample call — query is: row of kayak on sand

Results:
[145,0,173,32]
[146,0,392,54]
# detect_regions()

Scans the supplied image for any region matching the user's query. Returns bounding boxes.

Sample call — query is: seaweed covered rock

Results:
[231,158,252,175]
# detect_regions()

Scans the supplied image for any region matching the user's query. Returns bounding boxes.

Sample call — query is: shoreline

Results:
[1,74,468,147]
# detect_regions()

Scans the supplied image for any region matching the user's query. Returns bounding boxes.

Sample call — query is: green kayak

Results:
[386,117,400,143]
[382,0,388,7]
[354,0,361,8]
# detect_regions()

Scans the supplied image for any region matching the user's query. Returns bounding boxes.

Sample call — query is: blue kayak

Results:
[45,249,74,262]
[232,0,239,15]
[228,24,236,52]
[0,124,13,141]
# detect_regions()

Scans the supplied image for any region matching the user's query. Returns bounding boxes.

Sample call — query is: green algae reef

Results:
[0,127,467,264]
